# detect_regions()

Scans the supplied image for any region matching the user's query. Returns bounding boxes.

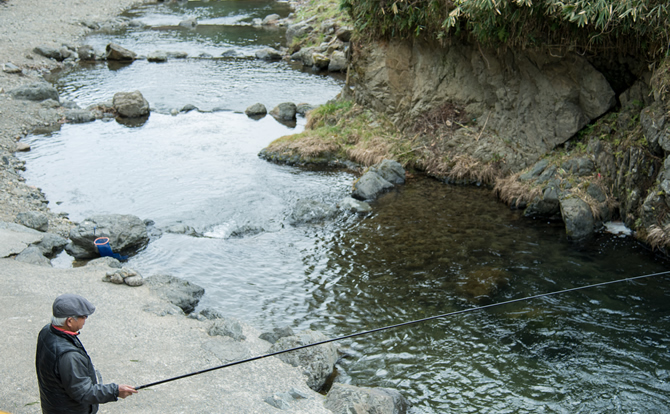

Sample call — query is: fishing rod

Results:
[135,269,670,390]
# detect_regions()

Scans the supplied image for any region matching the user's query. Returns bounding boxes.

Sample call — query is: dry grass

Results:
[494,173,542,207]
[265,133,339,158]
[644,224,670,250]
[345,136,391,166]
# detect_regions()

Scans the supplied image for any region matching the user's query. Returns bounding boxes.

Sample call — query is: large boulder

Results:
[286,21,314,44]
[270,102,297,121]
[15,246,51,267]
[560,197,595,240]
[352,172,394,200]
[255,48,282,61]
[328,51,348,72]
[245,103,267,117]
[269,330,338,391]
[324,383,410,414]
[112,90,150,118]
[66,214,149,259]
[144,274,205,314]
[15,211,48,232]
[105,43,137,61]
[9,83,59,102]
[369,159,405,184]
[33,233,69,258]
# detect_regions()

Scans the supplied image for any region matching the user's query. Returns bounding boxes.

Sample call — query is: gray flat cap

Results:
[52,294,96,317]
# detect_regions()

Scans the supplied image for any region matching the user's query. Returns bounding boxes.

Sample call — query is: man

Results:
[35,293,137,413]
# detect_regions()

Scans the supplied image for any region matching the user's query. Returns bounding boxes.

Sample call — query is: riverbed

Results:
[18,1,670,412]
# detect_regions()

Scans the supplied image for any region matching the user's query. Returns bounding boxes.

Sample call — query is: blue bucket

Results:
[94,237,128,261]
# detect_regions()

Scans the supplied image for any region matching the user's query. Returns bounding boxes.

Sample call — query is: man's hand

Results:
[118,384,138,399]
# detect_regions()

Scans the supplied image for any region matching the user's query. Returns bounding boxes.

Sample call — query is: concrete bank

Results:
[0,255,331,414]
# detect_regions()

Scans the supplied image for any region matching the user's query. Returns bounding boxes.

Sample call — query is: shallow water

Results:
[19,1,670,412]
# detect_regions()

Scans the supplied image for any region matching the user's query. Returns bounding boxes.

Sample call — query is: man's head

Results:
[51,294,96,331]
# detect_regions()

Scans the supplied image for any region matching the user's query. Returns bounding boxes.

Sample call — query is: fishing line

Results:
[135,269,670,390]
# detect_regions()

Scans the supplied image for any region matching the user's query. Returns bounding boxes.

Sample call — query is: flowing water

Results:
[18,1,670,412]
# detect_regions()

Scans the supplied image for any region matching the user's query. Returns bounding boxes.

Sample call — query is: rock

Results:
[560,197,595,240]
[142,302,185,317]
[147,51,168,63]
[112,90,150,118]
[2,63,21,74]
[144,274,205,314]
[328,51,347,72]
[245,103,267,117]
[296,103,314,116]
[66,214,149,259]
[179,18,198,29]
[33,45,65,61]
[289,199,337,224]
[85,256,122,268]
[9,83,59,102]
[292,47,315,67]
[64,109,96,123]
[524,180,561,218]
[32,233,68,258]
[102,267,143,286]
[255,48,282,61]
[324,383,410,414]
[335,27,353,43]
[519,159,549,181]
[269,330,338,391]
[208,319,246,341]
[262,14,280,25]
[270,102,297,121]
[105,43,137,61]
[370,159,405,184]
[560,157,594,176]
[166,51,188,59]
[286,21,313,44]
[77,45,96,61]
[312,53,330,70]
[15,142,31,152]
[15,211,48,232]
[641,103,669,153]
[15,246,51,267]
[352,172,393,200]
[338,196,372,213]
[259,326,295,344]
[221,49,238,58]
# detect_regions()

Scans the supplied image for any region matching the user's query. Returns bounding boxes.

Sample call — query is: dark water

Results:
[18,1,670,412]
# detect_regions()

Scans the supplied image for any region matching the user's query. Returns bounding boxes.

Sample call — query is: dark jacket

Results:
[36,324,118,414]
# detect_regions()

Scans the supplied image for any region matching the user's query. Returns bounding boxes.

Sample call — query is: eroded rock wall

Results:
[349,39,616,171]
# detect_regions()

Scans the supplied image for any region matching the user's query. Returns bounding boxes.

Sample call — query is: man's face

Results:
[66,315,87,332]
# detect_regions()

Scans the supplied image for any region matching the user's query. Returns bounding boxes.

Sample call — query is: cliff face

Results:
[349,39,617,172]
[347,38,670,245]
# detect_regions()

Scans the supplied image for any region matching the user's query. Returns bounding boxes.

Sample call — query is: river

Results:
[18,1,670,412]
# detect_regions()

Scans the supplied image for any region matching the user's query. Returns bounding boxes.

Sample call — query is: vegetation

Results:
[341,0,670,59]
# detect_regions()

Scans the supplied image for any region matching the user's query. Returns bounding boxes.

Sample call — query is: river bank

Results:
[0,1,345,413]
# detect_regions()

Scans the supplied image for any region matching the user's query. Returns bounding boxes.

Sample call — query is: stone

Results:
[77,45,96,61]
[245,103,267,117]
[338,196,372,213]
[33,45,65,61]
[144,274,205,314]
[259,326,295,344]
[289,199,337,224]
[105,43,137,61]
[142,302,185,317]
[179,18,198,29]
[164,223,200,237]
[9,83,59,102]
[208,319,246,341]
[269,330,338,391]
[33,233,68,258]
[270,102,297,121]
[262,14,280,25]
[66,214,149,259]
[286,21,313,44]
[85,256,122,268]
[312,53,330,70]
[352,172,393,200]
[324,383,410,414]
[560,157,594,176]
[519,159,549,181]
[265,394,291,410]
[112,90,150,118]
[2,63,21,74]
[335,27,353,43]
[15,246,51,267]
[560,197,595,240]
[65,109,96,123]
[15,211,48,232]
[102,267,143,287]
[15,142,31,152]
[641,103,669,153]
[147,51,168,63]
[369,159,405,184]
[328,51,347,72]
[524,180,561,218]
[296,103,314,116]
[255,48,282,61]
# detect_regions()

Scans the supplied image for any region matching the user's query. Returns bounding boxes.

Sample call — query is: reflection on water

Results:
[18,1,670,412]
